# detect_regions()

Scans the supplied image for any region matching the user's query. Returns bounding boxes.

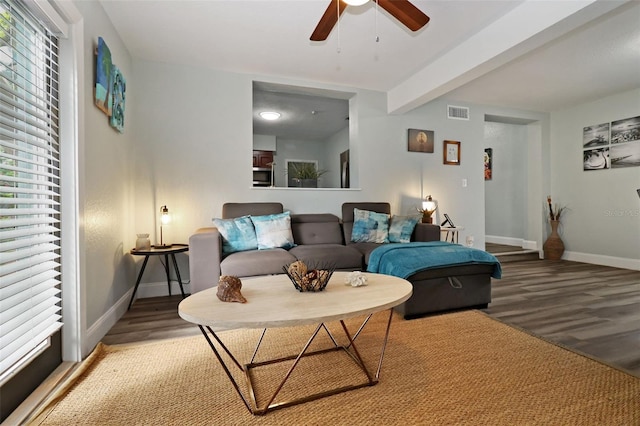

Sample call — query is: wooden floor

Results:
[104,246,640,376]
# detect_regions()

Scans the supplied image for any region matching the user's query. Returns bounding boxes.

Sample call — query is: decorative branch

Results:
[546,196,567,221]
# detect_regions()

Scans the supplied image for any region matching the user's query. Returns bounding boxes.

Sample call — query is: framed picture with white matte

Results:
[443,140,461,165]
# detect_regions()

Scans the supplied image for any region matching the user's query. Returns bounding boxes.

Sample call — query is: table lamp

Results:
[157,205,171,248]
[420,195,438,224]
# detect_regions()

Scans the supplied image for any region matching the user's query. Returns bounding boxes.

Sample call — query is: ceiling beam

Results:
[386,0,630,115]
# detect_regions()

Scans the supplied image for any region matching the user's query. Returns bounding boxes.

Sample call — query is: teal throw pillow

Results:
[351,208,390,243]
[212,215,258,255]
[251,211,295,250]
[388,215,421,243]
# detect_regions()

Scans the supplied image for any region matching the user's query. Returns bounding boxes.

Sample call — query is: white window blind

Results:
[0,0,61,382]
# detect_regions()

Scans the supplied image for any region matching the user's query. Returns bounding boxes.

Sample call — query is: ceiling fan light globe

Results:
[344,0,368,6]
[259,111,281,121]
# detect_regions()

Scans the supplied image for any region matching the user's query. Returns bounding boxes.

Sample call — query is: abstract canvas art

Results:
[94,37,112,116]
[94,37,127,132]
[110,66,126,133]
[484,148,492,180]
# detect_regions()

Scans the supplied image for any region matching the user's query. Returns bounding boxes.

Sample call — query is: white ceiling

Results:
[100,0,640,115]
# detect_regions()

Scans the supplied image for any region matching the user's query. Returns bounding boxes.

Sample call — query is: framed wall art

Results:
[94,36,127,132]
[109,65,126,133]
[583,147,610,170]
[582,115,640,171]
[583,123,609,148]
[484,148,493,180]
[408,129,434,153]
[94,37,112,116]
[443,140,460,165]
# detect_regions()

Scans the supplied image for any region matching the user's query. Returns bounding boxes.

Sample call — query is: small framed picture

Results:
[443,140,461,165]
[408,129,434,153]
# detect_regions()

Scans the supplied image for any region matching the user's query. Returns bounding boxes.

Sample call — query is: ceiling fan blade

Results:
[377,0,430,32]
[310,0,348,41]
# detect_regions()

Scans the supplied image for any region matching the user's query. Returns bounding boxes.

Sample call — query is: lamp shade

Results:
[160,205,171,224]
[344,0,368,5]
[422,195,437,213]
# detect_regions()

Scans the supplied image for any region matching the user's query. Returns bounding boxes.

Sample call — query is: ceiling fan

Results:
[310,0,430,41]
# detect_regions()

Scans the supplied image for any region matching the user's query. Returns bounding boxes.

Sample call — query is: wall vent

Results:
[447,105,470,120]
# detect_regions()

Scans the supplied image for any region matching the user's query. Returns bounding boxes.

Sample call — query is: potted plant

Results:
[290,162,328,188]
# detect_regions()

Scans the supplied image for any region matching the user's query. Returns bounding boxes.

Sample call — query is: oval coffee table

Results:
[179,271,412,415]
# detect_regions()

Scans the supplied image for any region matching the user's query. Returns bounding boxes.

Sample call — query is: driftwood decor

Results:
[284,260,334,292]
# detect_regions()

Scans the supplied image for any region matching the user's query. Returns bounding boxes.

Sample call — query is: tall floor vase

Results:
[543,220,565,260]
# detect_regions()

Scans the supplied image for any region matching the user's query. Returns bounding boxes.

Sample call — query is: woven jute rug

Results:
[29,311,639,425]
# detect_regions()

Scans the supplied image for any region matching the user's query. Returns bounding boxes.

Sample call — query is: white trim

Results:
[22,0,68,37]
[562,251,640,271]
[486,235,537,250]
[57,1,84,363]
[85,290,131,352]
[86,281,191,346]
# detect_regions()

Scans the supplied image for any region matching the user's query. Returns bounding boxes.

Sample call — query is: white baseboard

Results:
[563,251,640,271]
[84,280,191,354]
[85,289,132,356]
[486,235,537,250]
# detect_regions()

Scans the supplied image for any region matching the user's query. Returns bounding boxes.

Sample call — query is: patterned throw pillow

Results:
[212,215,258,255]
[351,208,390,243]
[388,215,421,243]
[251,211,295,250]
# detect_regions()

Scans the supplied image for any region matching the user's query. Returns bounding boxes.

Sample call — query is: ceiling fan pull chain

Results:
[337,0,342,53]
[375,0,380,42]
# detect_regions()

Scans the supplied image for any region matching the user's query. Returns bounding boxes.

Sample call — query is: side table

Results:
[128,244,189,310]
[440,226,464,244]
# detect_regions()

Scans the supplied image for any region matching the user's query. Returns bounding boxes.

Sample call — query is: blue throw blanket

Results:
[367,241,502,279]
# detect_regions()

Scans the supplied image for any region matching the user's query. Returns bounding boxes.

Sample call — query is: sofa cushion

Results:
[342,202,391,244]
[351,208,390,243]
[212,215,258,255]
[389,215,421,243]
[348,242,384,266]
[291,214,344,245]
[251,211,295,250]
[222,202,283,219]
[221,248,296,277]
[289,244,363,270]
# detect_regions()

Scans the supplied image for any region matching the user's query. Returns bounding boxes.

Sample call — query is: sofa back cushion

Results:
[251,211,295,250]
[291,214,344,245]
[351,208,390,243]
[212,216,258,255]
[341,202,391,244]
[222,202,283,219]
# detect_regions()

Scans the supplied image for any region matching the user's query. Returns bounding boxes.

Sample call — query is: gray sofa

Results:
[189,202,439,293]
[189,202,494,318]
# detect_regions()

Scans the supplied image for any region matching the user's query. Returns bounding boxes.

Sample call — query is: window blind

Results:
[0,0,61,383]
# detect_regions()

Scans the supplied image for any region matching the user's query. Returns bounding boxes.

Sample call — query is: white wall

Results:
[484,122,528,241]
[550,89,640,269]
[129,61,505,283]
[253,134,276,151]
[73,0,135,355]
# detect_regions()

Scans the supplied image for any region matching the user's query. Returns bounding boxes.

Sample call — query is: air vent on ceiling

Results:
[447,105,470,121]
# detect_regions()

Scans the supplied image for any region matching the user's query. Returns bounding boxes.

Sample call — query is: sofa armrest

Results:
[189,227,222,294]
[412,223,440,242]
